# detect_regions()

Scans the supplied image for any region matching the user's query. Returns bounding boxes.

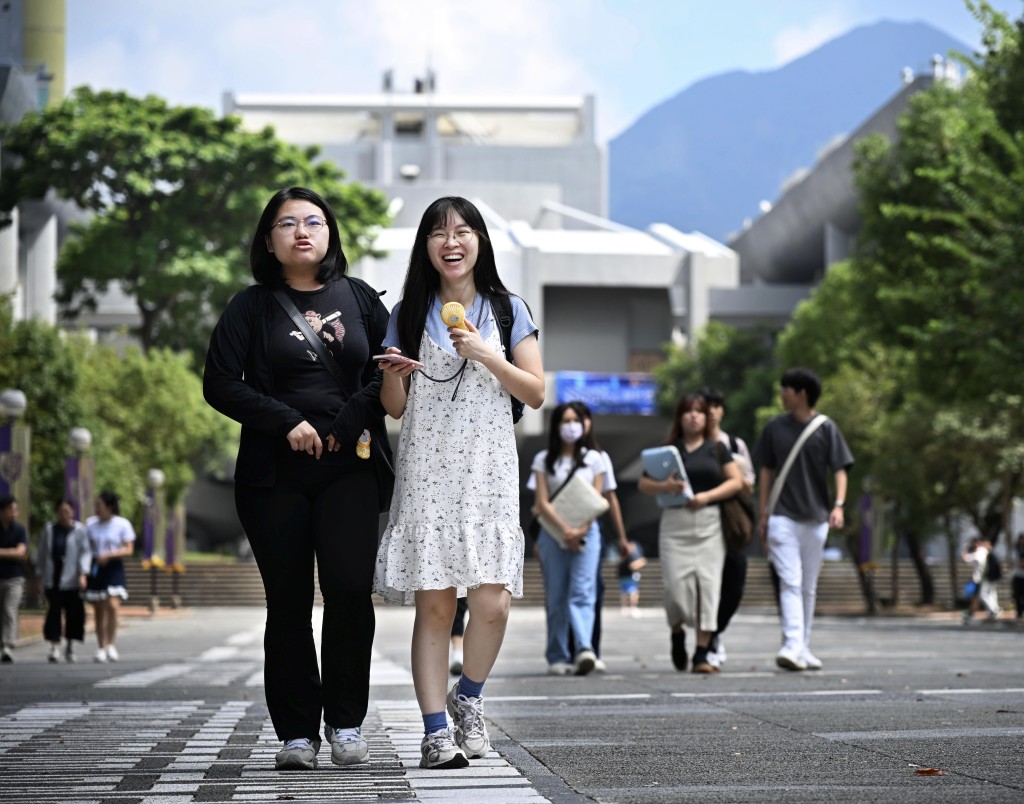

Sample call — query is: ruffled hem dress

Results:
[374,323,525,605]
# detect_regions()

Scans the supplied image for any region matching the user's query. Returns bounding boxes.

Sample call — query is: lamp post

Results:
[142,468,167,613]
[65,427,94,523]
[0,389,30,531]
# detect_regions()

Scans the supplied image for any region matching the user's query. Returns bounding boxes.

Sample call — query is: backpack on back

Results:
[986,552,1002,582]
[490,293,526,424]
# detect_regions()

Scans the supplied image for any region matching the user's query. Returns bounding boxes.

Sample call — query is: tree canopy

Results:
[0,87,391,365]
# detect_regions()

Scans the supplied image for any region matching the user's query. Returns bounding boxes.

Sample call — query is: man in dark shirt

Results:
[754,369,853,672]
[0,495,28,663]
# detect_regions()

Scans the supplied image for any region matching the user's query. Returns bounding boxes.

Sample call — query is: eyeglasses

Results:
[428,228,475,245]
[272,215,327,234]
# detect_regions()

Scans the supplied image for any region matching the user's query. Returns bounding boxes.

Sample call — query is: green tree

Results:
[653,321,779,445]
[0,88,391,364]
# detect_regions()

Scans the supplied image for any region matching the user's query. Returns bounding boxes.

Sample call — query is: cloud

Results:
[772,9,852,65]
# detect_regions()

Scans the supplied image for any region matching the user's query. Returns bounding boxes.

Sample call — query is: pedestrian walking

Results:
[204,186,391,771]
[639,394,744,673]
[754,367,853,671]
[36,499,91,663]
[84,491,136,663]
[0,494,28,663]
[374,196,544,769]
[698,386,755,669]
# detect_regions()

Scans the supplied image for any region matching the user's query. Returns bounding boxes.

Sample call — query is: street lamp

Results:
[0,389,27,420]
[143,468,167,612]
[65,427,94,522]
[0,389,30,532]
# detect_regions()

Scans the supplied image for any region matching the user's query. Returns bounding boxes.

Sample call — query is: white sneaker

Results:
[420,728,469,769]
[105,645,119,662]
[275,737,320,770]
[446,682,491,758]
[94,647,108,663]
[800,650,823,670]
[593,658,608,673]
[547,662,573,675]
[574,649,597,676]
[775,647,807,671]
[449,647,463,676]
[48,645,62,663]
[324,725,369,766]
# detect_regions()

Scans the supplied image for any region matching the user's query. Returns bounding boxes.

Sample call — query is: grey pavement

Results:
[0,603,1022,803]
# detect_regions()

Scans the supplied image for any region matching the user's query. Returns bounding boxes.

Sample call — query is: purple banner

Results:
[0,423,16,497]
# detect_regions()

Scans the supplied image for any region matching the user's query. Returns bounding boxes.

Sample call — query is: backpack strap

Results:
[491,292,514,362]
[729,434,739,454]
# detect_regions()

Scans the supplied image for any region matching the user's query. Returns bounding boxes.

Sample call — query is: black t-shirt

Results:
[754,413,854,523]
[271,281,370,468]
[0,519,27,579]
[672,438,733,497]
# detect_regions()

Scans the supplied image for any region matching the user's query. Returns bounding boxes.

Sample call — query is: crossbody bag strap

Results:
[548,455,585,504]
[766,414,829,516]
[271,288,352,397]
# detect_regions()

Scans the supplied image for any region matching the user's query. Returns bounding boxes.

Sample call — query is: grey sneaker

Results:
[574,649,597,676]
[419,727,469,769]
[324,724,369,766]
[275,737,320,770]
[446,682,491,758]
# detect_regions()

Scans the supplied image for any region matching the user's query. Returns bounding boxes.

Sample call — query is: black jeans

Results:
[715,549,748,638]
[43,588,85,642]
[236,462,379,742]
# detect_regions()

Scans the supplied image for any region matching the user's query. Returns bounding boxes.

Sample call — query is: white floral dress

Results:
[374,325,525,605]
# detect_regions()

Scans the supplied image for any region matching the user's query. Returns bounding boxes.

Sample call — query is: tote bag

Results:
[537,472,609,549]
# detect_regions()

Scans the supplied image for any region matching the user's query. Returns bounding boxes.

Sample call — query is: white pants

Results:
[768,515,828,654]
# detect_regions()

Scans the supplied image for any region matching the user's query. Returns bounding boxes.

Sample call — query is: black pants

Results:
[235,462,379,742]
[715,550,748,638]
[43,588,85,642]
[1014,575,1024,618]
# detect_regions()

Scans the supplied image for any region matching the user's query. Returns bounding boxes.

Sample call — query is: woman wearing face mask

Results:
[530,401,606,676]
[638,394,744,673]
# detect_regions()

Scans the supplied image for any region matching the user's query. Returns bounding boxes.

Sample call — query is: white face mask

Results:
[559,421,584,444]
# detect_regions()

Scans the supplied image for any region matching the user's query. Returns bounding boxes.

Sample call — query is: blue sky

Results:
[67,0,1022,143]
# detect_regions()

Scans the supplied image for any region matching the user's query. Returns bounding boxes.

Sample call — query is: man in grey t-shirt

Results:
[754,368,854,672]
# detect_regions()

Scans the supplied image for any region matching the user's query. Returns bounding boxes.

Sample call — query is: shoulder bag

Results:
[271,286,395,513]
[714,442,756,552]
[531,455,609,549]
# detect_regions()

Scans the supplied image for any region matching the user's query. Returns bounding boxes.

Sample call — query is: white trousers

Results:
[767,515,828,654]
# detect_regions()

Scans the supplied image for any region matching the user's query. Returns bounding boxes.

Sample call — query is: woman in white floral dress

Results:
[375,197,545,769]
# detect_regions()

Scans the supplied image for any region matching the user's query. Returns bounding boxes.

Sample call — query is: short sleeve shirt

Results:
[0,519,27,579]
[85,515,136,558]
[672,439,732,496]
[754,413,854,523]
[383,294,538,357]
[529,448,605,494]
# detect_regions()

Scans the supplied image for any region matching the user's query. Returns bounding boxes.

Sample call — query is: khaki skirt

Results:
[658,505,725,632]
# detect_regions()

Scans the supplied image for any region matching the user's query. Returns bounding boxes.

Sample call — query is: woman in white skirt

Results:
[639,394,743,673]
[375,197,545,769]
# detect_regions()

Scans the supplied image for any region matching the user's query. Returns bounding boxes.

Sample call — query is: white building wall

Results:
[21,211,57,324]
[0,206,18,302]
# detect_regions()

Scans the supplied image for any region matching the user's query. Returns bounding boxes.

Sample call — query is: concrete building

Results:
[0,0,67,325]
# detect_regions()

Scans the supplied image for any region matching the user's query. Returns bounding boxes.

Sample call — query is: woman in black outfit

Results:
[204,186,390,771]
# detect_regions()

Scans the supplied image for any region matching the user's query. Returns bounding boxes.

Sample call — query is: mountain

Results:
[608,20,971,241]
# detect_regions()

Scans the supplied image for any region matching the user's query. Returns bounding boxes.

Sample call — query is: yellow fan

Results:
[440,301,467,329]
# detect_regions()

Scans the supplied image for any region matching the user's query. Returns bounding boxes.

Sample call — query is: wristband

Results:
[834,500,844,508]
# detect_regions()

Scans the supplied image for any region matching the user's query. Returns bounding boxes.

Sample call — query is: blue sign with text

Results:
[555,372,658,415]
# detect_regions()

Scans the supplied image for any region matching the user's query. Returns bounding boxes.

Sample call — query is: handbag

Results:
[715,442,756,552]
[271,287,395,513]
[536,468,609,549]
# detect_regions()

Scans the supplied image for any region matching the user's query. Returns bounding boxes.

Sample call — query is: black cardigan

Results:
[203,277,389,487]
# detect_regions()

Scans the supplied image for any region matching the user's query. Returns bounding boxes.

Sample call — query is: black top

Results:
[203,277,390,486]
[671,438,733,497]
[754,413,854,523]
[0,519,27,579]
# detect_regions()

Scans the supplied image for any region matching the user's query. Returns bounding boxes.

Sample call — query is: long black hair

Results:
[395,196,511,360]
[544,401,591,475]
[249,186,347,286]
[97,490,121,516]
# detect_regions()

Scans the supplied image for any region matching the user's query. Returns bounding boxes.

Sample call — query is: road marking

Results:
[817,726,1024,741]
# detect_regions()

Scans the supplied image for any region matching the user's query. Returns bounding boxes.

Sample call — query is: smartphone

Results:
[373,353,424,368]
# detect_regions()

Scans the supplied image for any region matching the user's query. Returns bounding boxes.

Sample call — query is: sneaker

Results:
[593,658,608,673]
[800,651,823,671]
[419,727,469,769]
[446,682,491,758]
[712,639,726,667]
[574,649,597,676]
[670,631,687,672]
[48,645,62,663]
[94,647,108,663]
[776,647,807,671]
[106,645,119,662]
[691,649,720,674]
[547,662,573,676]
[449,647,463,676]
[275,737,320,770]
[1,647,13,663]
[324,724,369,766]
[65,644,76,663]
